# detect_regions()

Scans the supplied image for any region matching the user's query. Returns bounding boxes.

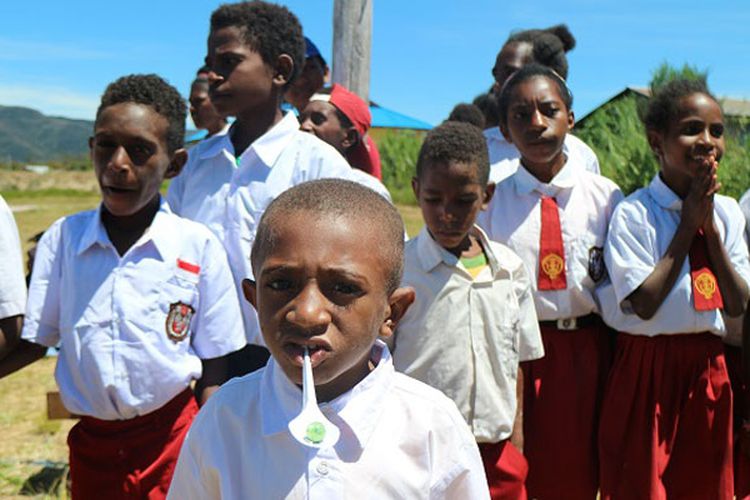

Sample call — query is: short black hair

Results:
[473,92,500,129]
[642,77,717,134]
[447,103,485,129]
[498,64,573,129]
[96,74,186,154]
[252,179,405,294]
[416,121,490,187]
[210,1,305,87]
[501,24,576,80]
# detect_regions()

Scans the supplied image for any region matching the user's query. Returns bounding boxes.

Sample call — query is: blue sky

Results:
[1,1,749,126]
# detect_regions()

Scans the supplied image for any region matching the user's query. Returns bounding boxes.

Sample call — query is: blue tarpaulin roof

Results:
[186,102,432,142]
[369,104,432,130]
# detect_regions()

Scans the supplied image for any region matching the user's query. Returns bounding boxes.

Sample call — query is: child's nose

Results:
[529,109,545,128]
[108,146,132,171]
[286,283,331,332]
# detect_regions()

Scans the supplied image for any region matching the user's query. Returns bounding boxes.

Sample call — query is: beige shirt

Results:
[392,226,543,443]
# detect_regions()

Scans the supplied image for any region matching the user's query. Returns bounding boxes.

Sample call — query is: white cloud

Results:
[0,38,110,61]
[0,84,99,120]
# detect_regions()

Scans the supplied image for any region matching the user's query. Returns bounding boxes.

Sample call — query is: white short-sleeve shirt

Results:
[599,174,750,337]
[393,226,543,443]
[477,159,623,321]
[484,127,601,184]
[166,132,238,242]
[0,195,26,319]
[167,341,490,500]
[22,200,246,420]
[221,113,361,345]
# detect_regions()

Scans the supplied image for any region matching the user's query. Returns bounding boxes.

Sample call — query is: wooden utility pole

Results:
[332,0,372,102]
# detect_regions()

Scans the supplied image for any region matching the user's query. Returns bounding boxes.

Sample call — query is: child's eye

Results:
[332,282,362,296]
[542,107,560,118]
[127,145,154,165]
[710,124,724,138]
[310,112,327,126]
[267,279,293,291]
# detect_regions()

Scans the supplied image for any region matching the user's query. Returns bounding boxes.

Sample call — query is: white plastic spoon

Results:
[288,347,340,448]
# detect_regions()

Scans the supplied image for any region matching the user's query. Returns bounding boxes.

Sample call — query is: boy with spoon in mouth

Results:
[168,179,490,499]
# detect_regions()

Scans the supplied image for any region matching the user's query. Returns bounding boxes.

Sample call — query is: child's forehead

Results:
[95,102,169,138]
[422,159,483,183]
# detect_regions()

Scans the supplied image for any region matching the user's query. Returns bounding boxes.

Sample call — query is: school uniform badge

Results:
[166,302,194,342]
[588,247,606,283]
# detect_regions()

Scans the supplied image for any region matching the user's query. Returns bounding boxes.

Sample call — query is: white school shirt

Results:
[393,226,543,443]
[600,174,750,337]
[477,159,623,321]
[483,127,601,184]
[168,340,489,500]
[21,200,246,420]
[0,195,26,319]
[222,112,358,345]
[166,131,238,241]
[725,189,750,346]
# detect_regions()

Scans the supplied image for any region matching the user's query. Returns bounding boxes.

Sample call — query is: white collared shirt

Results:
[0,195,26,319]
[599,174,750,337]
[168,341,489,500]
[166,131,239,241]
[22,200,246,420]
[483,127,601,184]
[477,160,623,321]
[221,112,358,345]
[393,226,543,443]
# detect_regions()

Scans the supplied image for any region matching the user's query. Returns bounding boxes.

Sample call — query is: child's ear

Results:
[273,54,294,88]
[341,128,359,150]
[165,148,188,179]
[379,286,416,338]
[647,130,663,158]
[411,176,420,200]
[482,181,496,209]
[567,110,575,131]
[242,278,258,310]
[499,122,512,143]
[88,137,95,159]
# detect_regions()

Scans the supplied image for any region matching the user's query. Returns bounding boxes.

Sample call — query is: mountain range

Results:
[0,105,93,163]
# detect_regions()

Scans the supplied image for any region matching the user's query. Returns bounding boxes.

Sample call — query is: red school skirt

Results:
[479,440,528,500]
[598,332,733,500]
[725,344,750,500]
[522,316,614,500]
[67,388,199,500]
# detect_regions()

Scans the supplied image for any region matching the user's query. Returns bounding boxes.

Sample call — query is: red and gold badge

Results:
[541,253,564,281]
[694,271,717,301]
[166,302,194,342]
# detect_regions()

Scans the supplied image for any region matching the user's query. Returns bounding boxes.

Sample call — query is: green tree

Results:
[575,62,750,199]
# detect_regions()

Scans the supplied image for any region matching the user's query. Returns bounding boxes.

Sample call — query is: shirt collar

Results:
[413,224,504,277]
[239,111,300,168]
[647,173,683,210]
[76,198,178,262]
[513,158,576,197]
[197,131,234,160]
[260,340,395,452]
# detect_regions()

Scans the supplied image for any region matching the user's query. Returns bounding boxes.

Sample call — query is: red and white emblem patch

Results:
[166,302,194,342]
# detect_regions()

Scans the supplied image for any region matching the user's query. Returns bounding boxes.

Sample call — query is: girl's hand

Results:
[682,156,718,233]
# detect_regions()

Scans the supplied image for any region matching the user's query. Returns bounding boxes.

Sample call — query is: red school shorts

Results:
[67,388,199,500]
[479,440,528,500]
[725,344,750,500]
[598,332,733,500]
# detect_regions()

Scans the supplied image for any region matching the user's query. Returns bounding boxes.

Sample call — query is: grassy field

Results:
[0,173,423,498]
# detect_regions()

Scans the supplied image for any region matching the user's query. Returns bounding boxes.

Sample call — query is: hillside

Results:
[0,105,92,163]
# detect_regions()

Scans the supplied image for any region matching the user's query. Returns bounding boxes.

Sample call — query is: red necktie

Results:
[689,229,723,311]
[538,196,567,290]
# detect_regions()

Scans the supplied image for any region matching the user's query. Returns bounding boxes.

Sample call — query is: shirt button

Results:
[316,461,329,476]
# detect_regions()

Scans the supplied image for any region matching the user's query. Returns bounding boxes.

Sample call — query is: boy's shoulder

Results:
[389,371,475,429]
